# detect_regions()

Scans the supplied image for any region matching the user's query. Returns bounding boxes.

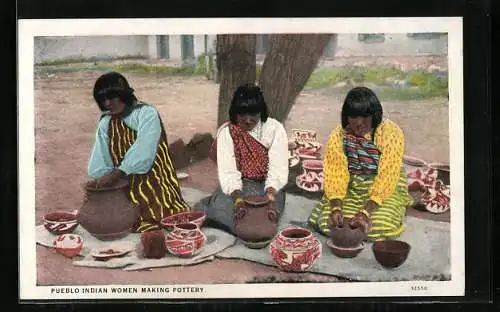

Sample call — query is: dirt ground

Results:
[33,68,450,285]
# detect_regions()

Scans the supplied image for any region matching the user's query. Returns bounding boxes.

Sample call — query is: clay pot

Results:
[269,226,322,272]
[140,230,167,259]
[78,179,140,241]
[234,195,278,243]
[164,223,206,257]
[53,234,83,258]
[42,211,79,235]
[329,219,366,248]
[372,240,411,269]
[296,159,324,192]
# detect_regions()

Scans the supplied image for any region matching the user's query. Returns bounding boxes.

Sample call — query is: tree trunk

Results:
[258,34,333,123]
[216,34,256,127]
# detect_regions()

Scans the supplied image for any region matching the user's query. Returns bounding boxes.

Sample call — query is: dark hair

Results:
[229,84,269,124]
[93,71,137,112]
[341,86,383,130]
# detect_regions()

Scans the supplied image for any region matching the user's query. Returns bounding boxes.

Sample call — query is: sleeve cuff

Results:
[369,195,383,206]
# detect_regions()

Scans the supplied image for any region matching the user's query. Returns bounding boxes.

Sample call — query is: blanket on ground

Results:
[36,187,450,281]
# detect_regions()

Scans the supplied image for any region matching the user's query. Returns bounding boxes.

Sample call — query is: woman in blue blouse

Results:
[87,71,190,232]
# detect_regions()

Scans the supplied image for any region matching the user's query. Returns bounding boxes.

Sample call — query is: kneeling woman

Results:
[195,84,289,236]
[308,86,413,241]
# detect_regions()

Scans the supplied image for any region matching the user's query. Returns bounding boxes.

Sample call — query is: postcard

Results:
[18,17,464,300]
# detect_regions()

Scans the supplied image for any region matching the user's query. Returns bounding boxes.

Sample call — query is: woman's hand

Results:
[349,210,372,234]
[328,199,344,228]
[91,170,125,188]
[231,190,246,226]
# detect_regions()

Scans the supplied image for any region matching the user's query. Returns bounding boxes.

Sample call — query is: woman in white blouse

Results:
[195,84,289,236]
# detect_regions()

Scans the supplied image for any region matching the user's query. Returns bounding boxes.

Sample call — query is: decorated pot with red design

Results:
[42,211,79,235]
[269,226,322,272]
[296,159,324,192]
[160,211,207,231]
[421,180,451,214]
[164,223,206,258]
[53,233,83,258]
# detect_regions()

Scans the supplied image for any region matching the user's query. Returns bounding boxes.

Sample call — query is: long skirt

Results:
[308,168,413,241]
[194,179,286,236]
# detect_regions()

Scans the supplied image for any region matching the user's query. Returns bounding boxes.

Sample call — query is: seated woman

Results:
[86,71,190,233]
[195,84,289,237]
[308,86,413,241]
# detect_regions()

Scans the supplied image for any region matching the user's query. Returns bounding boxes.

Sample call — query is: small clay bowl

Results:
[372,240,411,269]
[53,233,83,258]
[42,211,79,235]
[327,240,365,258]
[329,222,366,248]
[160,211,207,231]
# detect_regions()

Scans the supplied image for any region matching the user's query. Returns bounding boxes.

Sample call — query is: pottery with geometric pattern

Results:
[269,226,322,272]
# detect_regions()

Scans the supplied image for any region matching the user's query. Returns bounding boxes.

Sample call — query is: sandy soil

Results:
[33,69,450,285]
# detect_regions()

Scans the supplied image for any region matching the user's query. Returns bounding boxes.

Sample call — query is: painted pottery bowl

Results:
[372,240,411,269]
[269,226,322,272]
[329,221,366,248]
[292,129,318,142]
[42,211,79,235]
[327,241,365,258]
[296,159,324,192]
[427,162,450,185]
[53,233,83,258]
[164,223,207,258]
[160,211,207,231]
[295,147,322,159]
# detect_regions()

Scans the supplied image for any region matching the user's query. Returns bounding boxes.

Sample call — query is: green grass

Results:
[35,57,448,101]
[36,55,147,66]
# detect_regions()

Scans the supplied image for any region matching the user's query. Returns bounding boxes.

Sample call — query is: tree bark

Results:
[258,34,333,123]
[216,34,256,126]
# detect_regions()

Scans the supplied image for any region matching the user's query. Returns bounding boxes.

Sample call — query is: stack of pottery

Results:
[296,159,324,192]
[234,195,278,248]
[77,179,140,241]
[404,155,451,214]
[291,129,322,160]
[164,223,207,257]
[269,226,322,272]
[327,220,366,258]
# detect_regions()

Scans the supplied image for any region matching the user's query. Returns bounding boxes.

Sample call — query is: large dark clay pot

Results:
[234,195,278,243]
[78,179,140,241]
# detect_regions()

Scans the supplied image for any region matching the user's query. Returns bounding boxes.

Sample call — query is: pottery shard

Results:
[186,132,214,163]
[168,139,191,170]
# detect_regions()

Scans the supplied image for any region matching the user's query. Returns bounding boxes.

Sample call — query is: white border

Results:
[18,17,464,300]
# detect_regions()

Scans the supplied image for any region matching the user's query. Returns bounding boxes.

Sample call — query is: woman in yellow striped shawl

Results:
[86,72,190,233]
[308,86,413,242]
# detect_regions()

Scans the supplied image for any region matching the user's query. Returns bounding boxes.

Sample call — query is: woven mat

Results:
[36,187,451,281]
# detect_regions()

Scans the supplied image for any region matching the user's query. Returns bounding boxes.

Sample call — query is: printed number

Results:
[411,285,428,291]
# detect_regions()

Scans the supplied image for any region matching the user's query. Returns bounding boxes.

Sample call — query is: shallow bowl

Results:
[160,211,207,231]
[42,211,79,235]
